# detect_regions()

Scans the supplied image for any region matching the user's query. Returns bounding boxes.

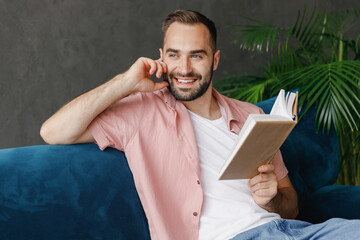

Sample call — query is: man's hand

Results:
[122,57,169,94]
[248,164,299,219]
[248,164,278,208]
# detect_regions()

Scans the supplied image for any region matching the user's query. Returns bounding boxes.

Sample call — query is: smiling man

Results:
[41,9,360,240]
[161,21,219,103]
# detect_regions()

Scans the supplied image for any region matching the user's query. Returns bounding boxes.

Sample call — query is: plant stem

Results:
[339,33,343,62]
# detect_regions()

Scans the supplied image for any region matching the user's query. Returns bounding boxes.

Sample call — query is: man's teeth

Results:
[177,79,196,83]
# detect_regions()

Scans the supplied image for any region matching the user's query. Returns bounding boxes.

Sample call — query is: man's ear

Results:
[159,48,164,61]
[213,50,220,71]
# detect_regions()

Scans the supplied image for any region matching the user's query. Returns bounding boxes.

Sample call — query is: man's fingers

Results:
[250,180,276,192]
[258,164,275,173]
[248,164,277,189]
[252,187,277,197]
[153,81,169,91]
[148,60,157,75]
[249,172,274,186]
[155,60,168,78]
[146,59,167,78]
[159,60,167,73]
[155,61,164,78]
[248,164,278,207]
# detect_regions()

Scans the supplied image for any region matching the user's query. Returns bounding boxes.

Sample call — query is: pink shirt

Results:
[89,88,288,240]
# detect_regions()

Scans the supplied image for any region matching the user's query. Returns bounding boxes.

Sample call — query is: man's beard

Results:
[163,62,214,101]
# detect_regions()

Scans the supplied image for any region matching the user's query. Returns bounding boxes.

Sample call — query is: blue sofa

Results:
[0,96,359,239]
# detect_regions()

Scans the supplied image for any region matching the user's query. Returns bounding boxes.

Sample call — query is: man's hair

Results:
[162,10,217,52]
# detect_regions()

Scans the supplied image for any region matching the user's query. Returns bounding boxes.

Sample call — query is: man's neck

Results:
[181,87,221,120]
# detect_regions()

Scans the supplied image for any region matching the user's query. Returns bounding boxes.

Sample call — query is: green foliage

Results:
[338,123,360,186]
[280,61,360,134]
[213,74,278,103]
[215,6,360,185]
[218,6,360,133]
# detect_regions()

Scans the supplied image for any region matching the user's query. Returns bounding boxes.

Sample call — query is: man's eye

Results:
[192,55,201,59]
[169,54,177,58]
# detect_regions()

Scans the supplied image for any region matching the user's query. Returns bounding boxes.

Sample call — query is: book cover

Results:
[218,90,298,180]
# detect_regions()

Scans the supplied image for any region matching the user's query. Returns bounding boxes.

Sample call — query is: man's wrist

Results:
[106,73,135,99]
[260,193,280,213]
[260,187,299,219]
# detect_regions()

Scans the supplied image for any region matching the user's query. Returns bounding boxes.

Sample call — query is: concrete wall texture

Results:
[1,0,360,148]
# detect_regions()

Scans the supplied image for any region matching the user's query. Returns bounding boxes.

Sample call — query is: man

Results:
[41,10,359,240]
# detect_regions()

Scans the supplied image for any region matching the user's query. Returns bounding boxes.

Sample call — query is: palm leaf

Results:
[325,9,360,37]
[213,74,278,103]
[278,60,360,133]
[233,6,328,73]
[291,7,328,63]
[233,16,283,52]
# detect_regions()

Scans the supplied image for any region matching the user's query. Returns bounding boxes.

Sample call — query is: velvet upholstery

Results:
[0,96,358,239]
[0,144,150,240]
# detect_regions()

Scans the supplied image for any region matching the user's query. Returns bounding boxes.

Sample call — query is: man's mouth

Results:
[174,77,198,87]
[175,78,196,83]
[167,72,202,88]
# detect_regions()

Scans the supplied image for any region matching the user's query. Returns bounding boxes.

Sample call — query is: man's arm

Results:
[248,164,299,219]
[40,58,168,145]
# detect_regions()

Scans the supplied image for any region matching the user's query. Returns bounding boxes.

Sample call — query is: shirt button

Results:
[193,212,198,216]
[197,180,200,184]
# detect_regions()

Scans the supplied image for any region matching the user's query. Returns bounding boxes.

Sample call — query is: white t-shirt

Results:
[188,104,281,240]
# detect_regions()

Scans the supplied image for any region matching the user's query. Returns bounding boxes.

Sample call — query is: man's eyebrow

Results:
[165,48,209,56]
[165,48,179,53]
[190,49,208,55]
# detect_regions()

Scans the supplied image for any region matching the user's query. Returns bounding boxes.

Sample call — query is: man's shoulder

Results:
[115,88,169,103]
[216,92,263,114]
[224,95,259,108]
[140,88,173,106]
[108,88,171,113]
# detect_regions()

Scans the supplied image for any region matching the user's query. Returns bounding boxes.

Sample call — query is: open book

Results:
[218,89,298,180]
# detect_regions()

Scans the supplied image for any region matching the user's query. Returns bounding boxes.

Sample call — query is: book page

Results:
[270,90,297,119]
[270,90,288,117]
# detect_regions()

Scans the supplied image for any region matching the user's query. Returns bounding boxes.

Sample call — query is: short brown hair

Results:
[162,10,217,52]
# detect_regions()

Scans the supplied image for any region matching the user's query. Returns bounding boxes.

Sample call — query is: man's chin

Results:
[166,74,212,101]
[167,86,206,101]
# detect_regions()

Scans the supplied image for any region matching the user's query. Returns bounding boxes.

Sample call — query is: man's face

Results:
[160,22,220,101]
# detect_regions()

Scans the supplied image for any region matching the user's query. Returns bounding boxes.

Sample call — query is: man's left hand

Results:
[248,164,278,208]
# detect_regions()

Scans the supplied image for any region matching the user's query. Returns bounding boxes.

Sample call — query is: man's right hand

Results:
[122,57,169,95]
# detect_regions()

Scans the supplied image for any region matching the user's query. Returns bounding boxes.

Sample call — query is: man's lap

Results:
[231,218,360,240]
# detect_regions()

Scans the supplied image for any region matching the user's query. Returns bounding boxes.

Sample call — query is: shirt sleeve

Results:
[272,150,288,181]
[88,92,144,151]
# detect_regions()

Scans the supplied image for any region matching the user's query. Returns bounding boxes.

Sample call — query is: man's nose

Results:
[179,57,192,75]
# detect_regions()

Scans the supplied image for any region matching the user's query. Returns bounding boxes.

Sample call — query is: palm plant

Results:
[214,7,360,185]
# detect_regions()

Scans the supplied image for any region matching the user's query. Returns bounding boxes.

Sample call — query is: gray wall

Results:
[1,0,360,148]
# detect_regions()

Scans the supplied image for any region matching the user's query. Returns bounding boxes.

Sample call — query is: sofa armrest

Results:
[0,144,150,239]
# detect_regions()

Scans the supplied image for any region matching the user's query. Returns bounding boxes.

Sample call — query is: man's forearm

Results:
[40,74,131,145]
[262,186,299,219]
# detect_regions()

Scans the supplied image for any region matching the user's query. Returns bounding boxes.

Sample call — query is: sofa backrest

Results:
[255,96,340,202]
[0,144,150,239]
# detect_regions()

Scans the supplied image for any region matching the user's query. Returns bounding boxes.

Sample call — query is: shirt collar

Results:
[157,87,177,110]
[212,88,243,134]
[159,87,243,134]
